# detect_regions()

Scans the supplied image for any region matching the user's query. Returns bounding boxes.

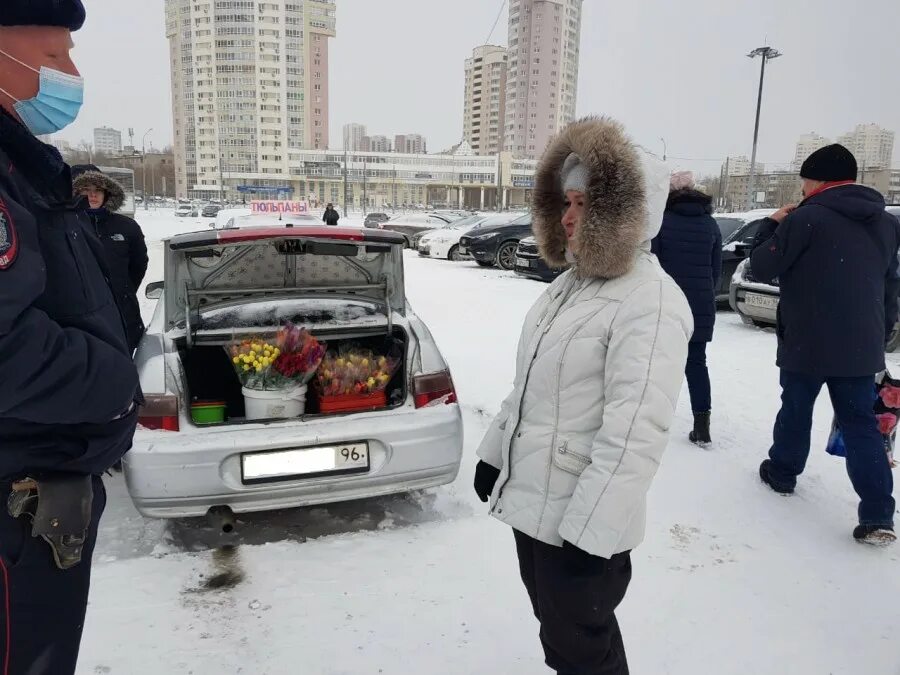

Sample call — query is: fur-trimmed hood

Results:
[532,117,670,279]
[72,171,125,212]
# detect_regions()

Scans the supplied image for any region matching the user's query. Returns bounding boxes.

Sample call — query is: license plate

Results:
[241,442,369,484]
[458,246,468,255]
[516,256,533,268]
[744,292,778,310]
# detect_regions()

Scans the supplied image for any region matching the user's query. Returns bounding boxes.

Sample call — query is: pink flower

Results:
[879,385,900,409]
[876,413,898,436]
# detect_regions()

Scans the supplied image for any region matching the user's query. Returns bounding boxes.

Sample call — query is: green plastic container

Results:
[191,400,227,425]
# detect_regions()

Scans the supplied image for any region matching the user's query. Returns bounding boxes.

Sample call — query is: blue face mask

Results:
[0,49,84,136]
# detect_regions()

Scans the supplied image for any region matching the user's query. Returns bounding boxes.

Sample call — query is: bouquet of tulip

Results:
[826,371,899,468]
[315,347,400,398]
[228,323,326,391]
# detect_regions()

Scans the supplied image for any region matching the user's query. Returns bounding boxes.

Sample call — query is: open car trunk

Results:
[160,227,411,425]
[176,328,408,426]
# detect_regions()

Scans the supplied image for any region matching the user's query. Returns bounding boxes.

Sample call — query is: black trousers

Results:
[514,530,632,675]
[0,476,106,675]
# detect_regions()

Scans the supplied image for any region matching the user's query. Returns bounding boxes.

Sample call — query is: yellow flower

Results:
[232,356,240,365]
[242,364,250,371]
[273,348,281,357]
[249,351,256,359]
[367,377,376,387]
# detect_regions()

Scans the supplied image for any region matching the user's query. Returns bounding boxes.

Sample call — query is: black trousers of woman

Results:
[514,530,632,675]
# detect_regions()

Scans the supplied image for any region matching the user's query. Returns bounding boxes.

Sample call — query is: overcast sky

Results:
[61,0,900,175]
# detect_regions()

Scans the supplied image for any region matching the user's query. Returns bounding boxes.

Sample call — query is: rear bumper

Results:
[123,403,463,519]
[514,253,560,282]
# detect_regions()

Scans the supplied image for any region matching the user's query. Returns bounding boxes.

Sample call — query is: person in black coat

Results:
[0,3,141,672]
[651,172,722,445]
[751,143,900,545]
[71,167,148,352]
[322,202,340,225]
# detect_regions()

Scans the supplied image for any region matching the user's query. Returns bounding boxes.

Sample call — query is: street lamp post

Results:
[659,138,667,162]
[746,46,781,210]
[141,128,153,210]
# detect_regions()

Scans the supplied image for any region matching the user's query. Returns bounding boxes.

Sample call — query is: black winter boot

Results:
[689,412,711,446]
[853,525,896,546]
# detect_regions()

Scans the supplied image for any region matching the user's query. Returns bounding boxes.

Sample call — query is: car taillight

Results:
[413,371,457,409]
[138,393,180,431]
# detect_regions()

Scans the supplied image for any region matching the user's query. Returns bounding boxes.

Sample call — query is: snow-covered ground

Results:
[78,210,900,674]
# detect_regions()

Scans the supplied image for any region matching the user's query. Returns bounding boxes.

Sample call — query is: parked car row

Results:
[408,210,570,283]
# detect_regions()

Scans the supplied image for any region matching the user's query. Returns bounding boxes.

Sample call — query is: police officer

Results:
[0,3,140,673]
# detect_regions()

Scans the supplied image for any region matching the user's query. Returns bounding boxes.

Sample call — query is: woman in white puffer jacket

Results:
[474,117,693,675]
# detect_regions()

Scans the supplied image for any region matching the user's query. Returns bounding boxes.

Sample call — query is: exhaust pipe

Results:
[207,505,236,535]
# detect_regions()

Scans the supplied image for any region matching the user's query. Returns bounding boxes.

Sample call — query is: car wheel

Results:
[476,260,494,268]
[496,241,519,270]
[448,245,465,261]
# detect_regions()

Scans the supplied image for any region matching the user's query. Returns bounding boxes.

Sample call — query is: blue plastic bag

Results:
[825,418,847,458]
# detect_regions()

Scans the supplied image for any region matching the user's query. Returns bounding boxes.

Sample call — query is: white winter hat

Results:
[560,153,588,194]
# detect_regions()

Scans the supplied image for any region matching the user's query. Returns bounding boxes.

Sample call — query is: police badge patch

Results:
[0,200,18,269]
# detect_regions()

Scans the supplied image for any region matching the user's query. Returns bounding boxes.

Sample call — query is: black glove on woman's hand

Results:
[473,461,501,502]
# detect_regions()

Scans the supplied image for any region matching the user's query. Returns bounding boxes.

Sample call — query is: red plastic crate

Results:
[315,389,388,414]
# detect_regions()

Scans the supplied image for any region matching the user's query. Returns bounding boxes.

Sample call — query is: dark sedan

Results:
[514,236,567,282]
[715,215,765,302]
[364,212,390,228]
[201,204,222,218]
[458,213,533,270]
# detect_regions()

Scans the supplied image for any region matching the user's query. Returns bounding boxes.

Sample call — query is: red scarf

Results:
[803,180,856,201]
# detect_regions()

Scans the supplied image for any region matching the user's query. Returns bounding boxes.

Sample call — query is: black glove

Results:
[473,461,501,502]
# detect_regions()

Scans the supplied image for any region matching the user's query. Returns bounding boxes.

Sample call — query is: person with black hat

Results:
[322,202,340,225]
[750,143,900,546]
[72,165,149,352]
[0,2,141,673]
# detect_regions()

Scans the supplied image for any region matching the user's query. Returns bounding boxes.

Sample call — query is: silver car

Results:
[128,225,463,519]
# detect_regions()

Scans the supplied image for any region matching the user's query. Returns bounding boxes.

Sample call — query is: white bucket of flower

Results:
[228,323,326,421]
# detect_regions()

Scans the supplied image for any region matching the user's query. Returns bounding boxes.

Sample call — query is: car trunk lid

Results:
[162,227,407,343]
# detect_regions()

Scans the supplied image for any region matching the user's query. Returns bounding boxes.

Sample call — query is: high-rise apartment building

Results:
[464,45,508,155]
[791,132,830,170]
[165,0,336,199]
[723,155,766,177]
[504,0,583,159]
[365,135,392,152]
[395,134,427,154]
[837,123,895,170]
[94,126,122,155]
[343,123,367,151]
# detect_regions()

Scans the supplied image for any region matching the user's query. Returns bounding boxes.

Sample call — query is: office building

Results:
[463,45,508,155]
[165,0,336,199]
[94,126,122,155]
[504,0,584,159]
